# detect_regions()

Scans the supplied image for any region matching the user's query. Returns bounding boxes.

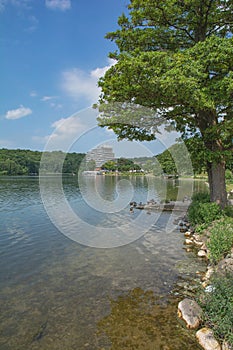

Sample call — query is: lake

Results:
[0,176,207,350]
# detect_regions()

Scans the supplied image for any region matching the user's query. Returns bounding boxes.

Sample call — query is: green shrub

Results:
[199,274,233,346]
[207,218,233,264]
[225,169,233,180]
[188,201,222,226]
[224,205,233,218]
[191,191,210,203]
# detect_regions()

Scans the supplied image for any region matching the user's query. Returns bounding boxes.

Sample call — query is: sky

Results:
[0,0,178,158]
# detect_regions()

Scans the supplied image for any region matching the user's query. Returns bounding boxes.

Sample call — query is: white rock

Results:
[196,328,221,350]
[194,240,204,247]
[198,250,207,258]
[178,298,202,329]
[204,285,215,293]
[222,340,233,350]
[205,267,214,280]
[185,239,193,245]
[184,231,192,237]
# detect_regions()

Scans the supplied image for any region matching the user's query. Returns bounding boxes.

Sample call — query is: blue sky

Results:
[0,0,178,157]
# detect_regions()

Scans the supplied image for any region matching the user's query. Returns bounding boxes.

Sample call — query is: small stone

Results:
[205,267,214,280]
[204,285,215,293]
[193,234,201,241]
[194,240,203,247]
[184,231,192,237]
[198,250,207,258]
[222,340,233,350]
[185,239,193,245]
[202,281,209,288]
[196,328,221,350]
[186,248,193,252]
[178,298,202,329]
[201,243,207,250]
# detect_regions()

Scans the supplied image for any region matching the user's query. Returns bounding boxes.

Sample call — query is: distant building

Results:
[86,145,115,168]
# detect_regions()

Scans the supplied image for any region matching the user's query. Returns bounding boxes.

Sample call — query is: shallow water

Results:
[0,176,207,349]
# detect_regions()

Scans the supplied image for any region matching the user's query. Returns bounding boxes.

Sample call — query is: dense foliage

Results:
[97,0,233,207]
[0,149,85,175]
[187,191,233,231]
[207,218,233,264]
[199,274,233,346]
[102,157,142,172]
[133,143,233,176]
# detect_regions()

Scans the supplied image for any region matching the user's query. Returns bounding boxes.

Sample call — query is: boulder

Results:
[177,298,202,329]
[196,328,221,350]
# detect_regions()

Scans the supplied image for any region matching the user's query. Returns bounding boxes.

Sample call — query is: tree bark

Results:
[207,160,227,209]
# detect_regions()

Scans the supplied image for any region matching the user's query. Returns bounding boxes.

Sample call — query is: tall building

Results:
[86,145,115,168]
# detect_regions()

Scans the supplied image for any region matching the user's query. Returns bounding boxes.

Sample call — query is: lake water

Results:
[0,176,207,350]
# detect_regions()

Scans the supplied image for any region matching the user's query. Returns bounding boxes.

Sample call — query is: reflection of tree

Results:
[97,288,197,350]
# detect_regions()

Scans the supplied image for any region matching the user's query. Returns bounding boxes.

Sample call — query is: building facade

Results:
[86,145,115,168]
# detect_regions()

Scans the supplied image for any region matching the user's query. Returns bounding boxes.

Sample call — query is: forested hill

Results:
[0,149,85,176]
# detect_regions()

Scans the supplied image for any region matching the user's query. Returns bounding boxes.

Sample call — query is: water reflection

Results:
[0,176,207,349]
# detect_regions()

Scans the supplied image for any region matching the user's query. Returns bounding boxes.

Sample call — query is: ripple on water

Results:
[0,176,206,349]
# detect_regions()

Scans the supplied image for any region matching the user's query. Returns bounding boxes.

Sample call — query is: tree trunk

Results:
[207,160,227,209]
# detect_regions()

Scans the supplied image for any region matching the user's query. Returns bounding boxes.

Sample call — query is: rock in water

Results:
[177,298,202,329]
[196,328,221,350]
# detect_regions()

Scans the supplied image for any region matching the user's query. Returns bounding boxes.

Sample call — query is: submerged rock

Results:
[177,298,202,329]
[196,328,221,350]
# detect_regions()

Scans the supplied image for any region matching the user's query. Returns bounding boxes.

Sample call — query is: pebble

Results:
[196,328,221,350]
[185,239,193,245]
[198,250,207,258]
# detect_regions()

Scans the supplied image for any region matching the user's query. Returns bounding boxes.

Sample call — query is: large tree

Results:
[97,0,233,208]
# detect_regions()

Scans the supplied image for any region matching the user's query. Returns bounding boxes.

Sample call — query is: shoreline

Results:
[176,216,233,350]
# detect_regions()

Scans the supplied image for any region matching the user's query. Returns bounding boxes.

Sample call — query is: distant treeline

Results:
[132,143,233,176]
[0,149,85,176]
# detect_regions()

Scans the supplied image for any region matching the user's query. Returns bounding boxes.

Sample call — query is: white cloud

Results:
[5,105,32,120]
[26,15,39,32]
[41,95,57,102]
[0,0,6,12]
[45,0,71,11]
[30,90,37,97]
[0,0,32,11]
[33,107,99,151]
[61,59,116,104]
[36,115,86,150]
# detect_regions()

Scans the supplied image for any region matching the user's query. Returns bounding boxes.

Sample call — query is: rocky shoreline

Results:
[177,218,233,350]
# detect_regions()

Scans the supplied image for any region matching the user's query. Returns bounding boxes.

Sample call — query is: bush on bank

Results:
[187,192,233,347]
[199,274,233,346]
[207,218,233,264]
[188,192,222,227]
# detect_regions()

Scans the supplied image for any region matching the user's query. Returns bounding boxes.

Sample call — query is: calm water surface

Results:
[0,176,207,350]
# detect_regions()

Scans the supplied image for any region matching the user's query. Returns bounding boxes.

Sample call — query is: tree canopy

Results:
[0,149,85,176]
[97,0,233,207]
